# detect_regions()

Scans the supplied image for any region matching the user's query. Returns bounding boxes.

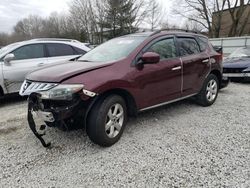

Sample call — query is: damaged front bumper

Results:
[27,93,86,147]
[34,110,55,123]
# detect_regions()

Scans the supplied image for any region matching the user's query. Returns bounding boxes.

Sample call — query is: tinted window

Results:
[73,47,86,55]
[197,36,208,52]
[147,38,177,59]
[12,44,44,60]
[47,43,75,57]
[178,37,200,56]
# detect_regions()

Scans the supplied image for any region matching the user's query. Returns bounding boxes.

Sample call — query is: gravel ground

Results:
[0,83,249,187]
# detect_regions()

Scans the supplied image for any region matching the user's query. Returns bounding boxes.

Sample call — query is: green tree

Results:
[103,0,137,39]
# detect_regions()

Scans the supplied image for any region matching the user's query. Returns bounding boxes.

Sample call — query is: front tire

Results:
[87,95,127,147]
[196,74,219,107]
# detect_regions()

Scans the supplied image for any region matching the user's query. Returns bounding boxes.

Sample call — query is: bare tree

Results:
[173,0,211,35]
[14,15,45,39]
[43,12,61,37]
[95,0,107,43]
[0,33,10,46]
[146,0,163,31]
[173,0,228,37]
[183,20,204,32]
[1,0,160,45]
[70,0,108,43]
[132,0,149,29]
[174,0,250,37]
[70,0,92,42]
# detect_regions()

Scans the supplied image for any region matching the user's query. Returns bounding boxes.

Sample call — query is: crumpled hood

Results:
[26,60,113,83]
[223,58,250,69]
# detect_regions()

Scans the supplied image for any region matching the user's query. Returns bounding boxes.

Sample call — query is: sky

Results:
[0,0,174,33]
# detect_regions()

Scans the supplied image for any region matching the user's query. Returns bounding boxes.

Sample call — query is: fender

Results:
[82,80,139,128]
[88,79,141,108]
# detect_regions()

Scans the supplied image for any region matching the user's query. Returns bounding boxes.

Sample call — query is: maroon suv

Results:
[20,31,226,147]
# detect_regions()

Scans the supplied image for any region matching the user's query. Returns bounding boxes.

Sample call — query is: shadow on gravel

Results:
[128,98,195,128]
[0,125,20,135]
[0,94,27,107]
[219,88,231,94]
[139,99,192,115]
[32,99,195,150]
[17,92,225,150]
[230,79,250,84]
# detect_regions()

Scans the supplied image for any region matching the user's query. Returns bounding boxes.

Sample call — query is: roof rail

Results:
[150,28,199,36]
[29,38,80,43]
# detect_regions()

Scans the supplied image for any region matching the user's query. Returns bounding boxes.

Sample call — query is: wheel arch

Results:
[210,69,222,88]
[0,85,4,96]
[84,88,138,128]
[96,88,138,117]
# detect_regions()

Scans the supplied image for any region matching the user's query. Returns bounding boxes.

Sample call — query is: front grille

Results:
[19,80,57,96]
[223,68,246,73]
[42,99,77,109]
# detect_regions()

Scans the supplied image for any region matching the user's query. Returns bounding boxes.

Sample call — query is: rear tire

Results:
[196,74,219,107]
[87,95,127,147]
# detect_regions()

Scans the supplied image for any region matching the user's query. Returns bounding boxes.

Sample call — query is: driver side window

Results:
[12,44,45,60]
[147,38,177,60]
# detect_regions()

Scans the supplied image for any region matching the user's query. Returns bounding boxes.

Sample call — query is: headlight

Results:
[39,84,84,100]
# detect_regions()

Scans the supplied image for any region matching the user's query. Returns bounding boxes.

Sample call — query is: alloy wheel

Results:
[206,79,218,102]
[105,103,124,138]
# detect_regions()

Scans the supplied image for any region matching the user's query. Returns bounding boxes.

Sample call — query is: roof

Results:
[29,38,81,43]
[124,29,206,38]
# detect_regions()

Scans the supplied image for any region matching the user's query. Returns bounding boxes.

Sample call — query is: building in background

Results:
[212,4,250,37]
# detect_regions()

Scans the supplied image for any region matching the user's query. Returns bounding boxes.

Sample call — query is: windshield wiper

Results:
[78,59,92,62]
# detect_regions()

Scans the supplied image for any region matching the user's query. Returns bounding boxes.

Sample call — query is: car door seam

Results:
[205,51,211,78]
[180,57,183,94]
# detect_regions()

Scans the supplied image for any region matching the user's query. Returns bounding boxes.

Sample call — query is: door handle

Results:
[202,59,209,63]
[38,63,44,67]
[172,66,182,71]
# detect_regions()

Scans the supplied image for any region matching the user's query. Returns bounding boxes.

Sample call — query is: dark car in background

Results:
[223,46,250,82]
[20,30,225,147]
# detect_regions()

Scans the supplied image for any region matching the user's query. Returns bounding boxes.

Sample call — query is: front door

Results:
[2,44,47,93]
[132,37,182,109]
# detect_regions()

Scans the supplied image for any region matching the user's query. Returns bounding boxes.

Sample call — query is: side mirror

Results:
[4,53,15,65]
[213,46,223,54]
[139,52,160,65]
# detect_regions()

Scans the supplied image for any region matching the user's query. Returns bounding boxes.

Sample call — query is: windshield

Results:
[228,47,250,59]
[0,42,20,57]
[79,36,146,62]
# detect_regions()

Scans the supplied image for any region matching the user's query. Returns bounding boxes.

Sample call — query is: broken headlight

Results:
[39,84,84,100]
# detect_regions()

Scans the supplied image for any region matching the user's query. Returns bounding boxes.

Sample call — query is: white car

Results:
[0,38,90,96]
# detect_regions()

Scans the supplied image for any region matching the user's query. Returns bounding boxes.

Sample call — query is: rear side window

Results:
[12,44,45,60]
[73,47,86,55]
[147,38,177,59]
[47,43,75,57]
[197,36,208,52]
[178,37,200,56]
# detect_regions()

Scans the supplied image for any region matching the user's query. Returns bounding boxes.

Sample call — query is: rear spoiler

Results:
[213,46,223,54]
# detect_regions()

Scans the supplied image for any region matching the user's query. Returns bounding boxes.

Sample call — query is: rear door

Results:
[177,36,210,96]
[133,37,182,109]
[45,43,81,65]
[2,43,47,93]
